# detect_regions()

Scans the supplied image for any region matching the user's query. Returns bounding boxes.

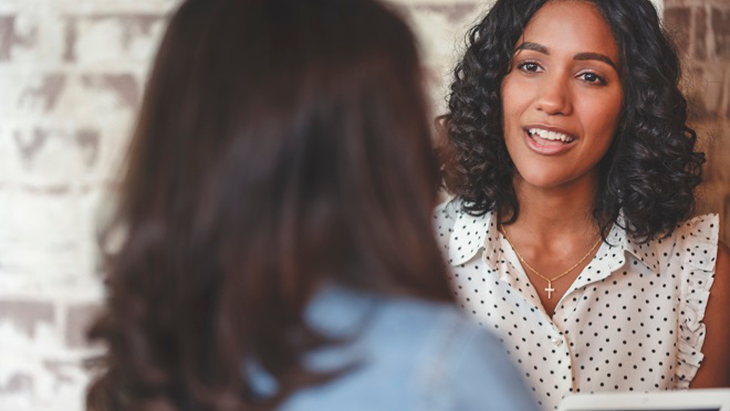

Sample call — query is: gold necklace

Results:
[499,225,602,299]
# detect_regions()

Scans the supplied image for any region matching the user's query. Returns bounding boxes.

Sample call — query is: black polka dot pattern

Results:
[433,199,720,411]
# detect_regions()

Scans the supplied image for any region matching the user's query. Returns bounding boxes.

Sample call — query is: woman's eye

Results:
[518,62,542,73]
[578,72,606,85]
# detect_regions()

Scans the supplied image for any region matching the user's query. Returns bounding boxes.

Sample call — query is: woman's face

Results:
[501,0,623,191]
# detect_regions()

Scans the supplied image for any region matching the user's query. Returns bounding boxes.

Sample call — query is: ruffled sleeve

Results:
[676,214,719,388]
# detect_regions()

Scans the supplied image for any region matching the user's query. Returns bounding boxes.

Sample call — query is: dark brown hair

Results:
[86,0,452,409]
[440,0,703,242]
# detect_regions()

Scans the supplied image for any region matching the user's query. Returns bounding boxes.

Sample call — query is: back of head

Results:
[87,0,452,409]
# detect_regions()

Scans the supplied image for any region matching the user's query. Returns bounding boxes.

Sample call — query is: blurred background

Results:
[0,0,725,410]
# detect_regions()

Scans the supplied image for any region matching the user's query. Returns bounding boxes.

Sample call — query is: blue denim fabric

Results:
[257,285,540,411]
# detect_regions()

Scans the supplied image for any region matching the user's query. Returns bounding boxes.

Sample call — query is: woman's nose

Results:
[535,74,573,116]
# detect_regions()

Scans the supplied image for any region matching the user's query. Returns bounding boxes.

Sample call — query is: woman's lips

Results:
[523,128,576,156]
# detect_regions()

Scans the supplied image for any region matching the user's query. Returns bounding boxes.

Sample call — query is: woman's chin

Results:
[514,168,571,191]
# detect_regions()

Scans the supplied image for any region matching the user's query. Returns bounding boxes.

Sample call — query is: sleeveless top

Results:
[434,198,719,411]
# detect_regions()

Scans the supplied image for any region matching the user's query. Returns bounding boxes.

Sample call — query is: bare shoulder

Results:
[691,240,730,388]
[710,241,730,306]
[716,241,730,277]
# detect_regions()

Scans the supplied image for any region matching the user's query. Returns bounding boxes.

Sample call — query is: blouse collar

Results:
[447,208,662,277]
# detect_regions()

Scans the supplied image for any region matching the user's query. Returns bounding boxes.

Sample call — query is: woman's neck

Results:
[507,174,600,246]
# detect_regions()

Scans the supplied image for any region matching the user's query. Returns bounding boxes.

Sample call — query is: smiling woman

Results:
[436,0,730,409]
[501,1,623,192]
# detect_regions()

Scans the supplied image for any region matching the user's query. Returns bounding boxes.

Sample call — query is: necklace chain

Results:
[499,225,602,299]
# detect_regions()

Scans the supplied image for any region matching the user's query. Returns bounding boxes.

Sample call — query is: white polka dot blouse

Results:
[434,198,719,411]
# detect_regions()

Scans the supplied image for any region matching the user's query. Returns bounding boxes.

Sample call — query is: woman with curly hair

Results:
[84,0,539,410]
[436,0,730,408]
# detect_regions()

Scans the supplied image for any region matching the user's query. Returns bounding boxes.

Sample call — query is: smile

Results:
[527,128,575,143]
[523,126,577,155]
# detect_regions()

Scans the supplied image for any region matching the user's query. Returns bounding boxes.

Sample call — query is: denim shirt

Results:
[252,285,540,411]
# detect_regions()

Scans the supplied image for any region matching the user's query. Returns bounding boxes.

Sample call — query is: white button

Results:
[552,337,563,346]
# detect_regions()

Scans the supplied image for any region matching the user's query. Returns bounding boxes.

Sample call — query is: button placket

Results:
[547,332,574,410]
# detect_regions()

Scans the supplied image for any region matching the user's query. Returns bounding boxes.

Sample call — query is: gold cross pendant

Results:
[545,282,555,299]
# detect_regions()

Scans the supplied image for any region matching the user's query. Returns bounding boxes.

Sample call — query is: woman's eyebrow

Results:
[574,52,618,70]
[515,42,618,71]
[515,41,549,54]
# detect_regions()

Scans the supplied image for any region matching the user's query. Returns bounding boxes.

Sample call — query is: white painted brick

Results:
[0,71,67,117]
[0,349,90,411]
[0,188,80,275]
[0,14,40,64]
[2,124,88,185]
[0,126,22,184]
[0,124,130,187]
[71,14,167,66]
[407,3,487,114]
[0,70,143,119]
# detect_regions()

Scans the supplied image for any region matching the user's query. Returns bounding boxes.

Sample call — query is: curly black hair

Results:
[440,0,705,242]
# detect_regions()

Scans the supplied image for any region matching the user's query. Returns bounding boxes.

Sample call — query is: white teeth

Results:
[528,128,573,143]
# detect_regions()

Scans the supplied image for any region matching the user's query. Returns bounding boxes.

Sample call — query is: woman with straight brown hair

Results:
[84,0,538,410]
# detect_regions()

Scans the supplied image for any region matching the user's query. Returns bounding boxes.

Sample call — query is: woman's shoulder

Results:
[657,213,717,259]
[291,286,538,410]
[364,292,539,411]
[433,197,493,255]
[434,196,463,225]
[623,213,720,273]
[337,287,490,352]
[305,284,482,350]
[672,214,720,244]
[666,213,718,269]
[629,213,719,247]
[306,282,510,363]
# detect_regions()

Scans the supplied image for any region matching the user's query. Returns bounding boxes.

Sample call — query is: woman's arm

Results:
[691,241,730,388]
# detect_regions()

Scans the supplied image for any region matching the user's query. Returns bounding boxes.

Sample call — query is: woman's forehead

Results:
[518,1,620,65]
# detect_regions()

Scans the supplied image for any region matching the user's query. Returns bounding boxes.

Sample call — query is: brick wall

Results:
[0,1,490,410]
[664,0,730,243]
